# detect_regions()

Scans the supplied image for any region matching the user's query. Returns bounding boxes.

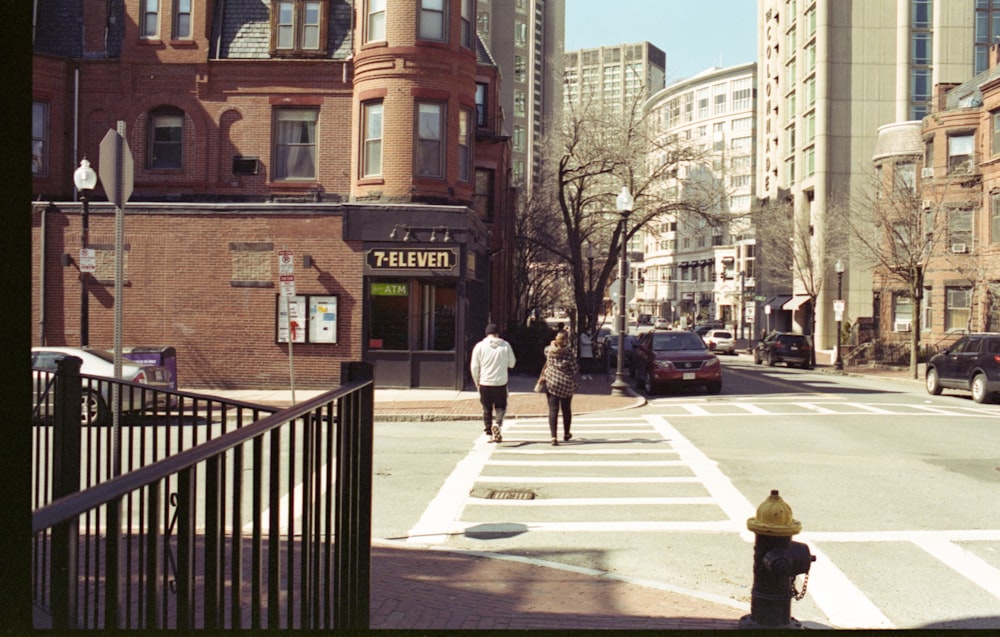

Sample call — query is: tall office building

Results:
[756,0,999,352]
[477,0,565,191]
[563,41,667,114]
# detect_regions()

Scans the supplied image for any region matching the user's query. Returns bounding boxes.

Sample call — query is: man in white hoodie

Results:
[470,323,517,442]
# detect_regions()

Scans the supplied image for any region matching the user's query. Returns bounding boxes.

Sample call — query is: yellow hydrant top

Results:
[746,489,802,537]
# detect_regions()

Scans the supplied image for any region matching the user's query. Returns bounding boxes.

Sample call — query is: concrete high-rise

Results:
[563,41,666,114]
[756,0,999,353]
[476,0,565,191]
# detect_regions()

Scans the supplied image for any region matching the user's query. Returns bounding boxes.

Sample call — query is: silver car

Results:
[32,347,173,425]
[703,329,736,355]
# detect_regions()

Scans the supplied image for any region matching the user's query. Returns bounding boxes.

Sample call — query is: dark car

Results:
[631,330,722,395]
[754,332,813,368]
[925,333,1000,404]
[601,332,637,372]
[693,321,723,336]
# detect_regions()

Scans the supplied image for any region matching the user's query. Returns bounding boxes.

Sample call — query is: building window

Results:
[948,134,975,174]
[32,101,48,176]
[912,32,931,65]
[370,279,409,350]
[174,0,191,38]
[731,77,752,111]
[460,0,473,48]
[512,159,525,185]
[945,287,971,332]
[514,90,526,116]
[420,283,456,350]
[895,161,915,193]
[148,107,184,169]
[514,55,526,82]
[948,207,973,250]
[515,21,527,46]
[271,0,327,55]
[419,0,446,41]
[993,193,1000,244]
[922,286,932,332]
[362,101,382,177]
[992,111,1000,156]
[513,125,524,151]
[911,69,931,120]
[475,83,488,127]
[141,0,159,37]
[696,87,710,119]
[474,168,494,221]
[458,108,472,181]
[713,83,726,115]
[273,108,318,180]
[366,0,386,42]
[477,11,489,34]
[415,102,444,178]
[893,293,913,329]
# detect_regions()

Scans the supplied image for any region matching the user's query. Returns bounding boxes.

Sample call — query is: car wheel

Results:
[767,352,776,367]
[642,369,657,395]
[706,382,722,394]
[82,389,110,426]
[971,373,990,404]
[925,367,943,395]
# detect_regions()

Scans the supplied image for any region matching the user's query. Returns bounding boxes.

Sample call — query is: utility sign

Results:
[80,248,96,273]
[278,250,294,274]
[834,299,845,321]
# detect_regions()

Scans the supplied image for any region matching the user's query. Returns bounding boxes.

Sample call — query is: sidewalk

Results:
[193,359,925,630]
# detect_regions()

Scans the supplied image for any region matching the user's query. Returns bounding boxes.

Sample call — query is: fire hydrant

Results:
[739,490,816,630]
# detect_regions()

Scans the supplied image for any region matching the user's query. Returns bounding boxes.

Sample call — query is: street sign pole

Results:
[279,248,296,404]
[99,121,134,478]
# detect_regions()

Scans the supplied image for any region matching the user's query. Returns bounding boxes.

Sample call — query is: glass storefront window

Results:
[370,281,409,350]
[369,280,456,351]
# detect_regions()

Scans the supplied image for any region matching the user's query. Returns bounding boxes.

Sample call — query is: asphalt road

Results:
[371,356,1000,629]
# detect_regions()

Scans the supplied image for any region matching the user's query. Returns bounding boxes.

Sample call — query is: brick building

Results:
[31,0,514,390]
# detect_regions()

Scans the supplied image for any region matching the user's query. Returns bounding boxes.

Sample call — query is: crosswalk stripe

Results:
[468,496,717,506]
[476,476,701,483]
[485,459,686,467]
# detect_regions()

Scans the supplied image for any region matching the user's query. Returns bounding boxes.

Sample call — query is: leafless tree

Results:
[521,83,728,345]
[753,194,848,365]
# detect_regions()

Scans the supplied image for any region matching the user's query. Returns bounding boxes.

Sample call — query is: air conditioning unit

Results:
[951,243,968,254]
[921,199,933,210]
[894,320,912,332]
[921,167,934,178]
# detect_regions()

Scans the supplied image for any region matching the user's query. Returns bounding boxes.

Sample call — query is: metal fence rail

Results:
[31,358,374,630]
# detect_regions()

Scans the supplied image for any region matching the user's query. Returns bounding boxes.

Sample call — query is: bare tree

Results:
[523,84,726,346]
[753,195,847,365]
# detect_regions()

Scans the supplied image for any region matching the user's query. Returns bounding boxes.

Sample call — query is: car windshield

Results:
[712,332,733,339]
[652,332,705,351]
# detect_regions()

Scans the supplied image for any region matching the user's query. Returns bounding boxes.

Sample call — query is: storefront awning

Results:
[782,295,811,311]
[763,295,792,311]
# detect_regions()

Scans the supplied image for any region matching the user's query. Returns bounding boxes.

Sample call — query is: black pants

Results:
[479,384,508,432]
[546,392,573,438]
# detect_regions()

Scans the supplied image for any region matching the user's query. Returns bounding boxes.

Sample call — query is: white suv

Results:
[703,329,736,355]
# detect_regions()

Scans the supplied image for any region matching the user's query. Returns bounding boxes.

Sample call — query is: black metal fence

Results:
[31,356,374,630]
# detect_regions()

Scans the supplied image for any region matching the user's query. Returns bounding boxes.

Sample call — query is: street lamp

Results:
[611,186,633,397]
[74,158,98,347]
[834,259,844,370]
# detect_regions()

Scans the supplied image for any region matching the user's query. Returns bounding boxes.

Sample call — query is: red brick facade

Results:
[32,0,513,389]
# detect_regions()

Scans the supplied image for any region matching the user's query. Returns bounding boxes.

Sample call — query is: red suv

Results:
[925,333,1000,404]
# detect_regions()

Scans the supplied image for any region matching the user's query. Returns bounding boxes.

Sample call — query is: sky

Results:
[564,0,758,85]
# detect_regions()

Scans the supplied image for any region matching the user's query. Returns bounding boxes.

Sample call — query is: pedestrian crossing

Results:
[404,412,1000,629]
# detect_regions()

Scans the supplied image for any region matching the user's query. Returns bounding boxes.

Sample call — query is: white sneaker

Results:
[491,424,502,442]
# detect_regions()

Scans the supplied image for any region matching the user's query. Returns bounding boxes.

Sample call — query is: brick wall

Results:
[32,203,363,389]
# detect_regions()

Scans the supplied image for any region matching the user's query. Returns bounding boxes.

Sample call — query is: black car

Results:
[925,333,1000,404]
[754,332,813,369]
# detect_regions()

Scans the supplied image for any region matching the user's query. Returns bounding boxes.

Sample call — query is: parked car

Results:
[32,347,173,425]
[653,317,670,329]
[631,330,722,395]
[601,332,637,373]
[693,321,723,336]
[703,329,736,355]
[925,333,1000,404]
[754,332,813,368]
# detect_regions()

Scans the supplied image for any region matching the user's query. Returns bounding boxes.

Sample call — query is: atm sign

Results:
[371,283,409,296]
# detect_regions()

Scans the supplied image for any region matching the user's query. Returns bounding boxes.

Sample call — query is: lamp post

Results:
[611,186,633,397]
[74,158,98,347]
[587,242,594,319]
[834,259,844,370]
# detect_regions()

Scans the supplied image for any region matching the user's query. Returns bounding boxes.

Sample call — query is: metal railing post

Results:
[51,355,82,629]
[334,362,374,630]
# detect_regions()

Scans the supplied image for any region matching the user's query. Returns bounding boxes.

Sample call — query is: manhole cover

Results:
[485,489,535,500]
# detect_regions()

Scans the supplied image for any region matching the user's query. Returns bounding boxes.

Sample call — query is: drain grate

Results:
[485,489,536,500]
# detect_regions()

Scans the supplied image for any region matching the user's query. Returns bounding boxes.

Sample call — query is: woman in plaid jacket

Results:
[543,330,579,446]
